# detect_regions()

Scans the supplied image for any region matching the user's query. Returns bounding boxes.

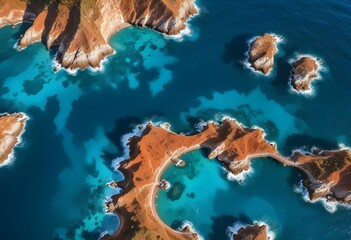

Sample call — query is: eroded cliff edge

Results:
[232,223,268,240]
[104,119,278,239]
[0,0,197,71]
[106,118,351,239]
[0,112,28,165]
[290,56,319,93]
[248,33,278,75]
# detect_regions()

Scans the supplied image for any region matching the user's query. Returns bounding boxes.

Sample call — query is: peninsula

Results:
[0,113,28,166]
[0,0,197,71]
[104,118,351,239]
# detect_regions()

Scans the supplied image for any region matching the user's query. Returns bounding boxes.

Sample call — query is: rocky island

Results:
[0,113,28,166]
[248,33,278,75]
[103,119,278,239]
[291,148,351,203]
[0,0,198,71]
[104,118,351,239]
[232,223,268,240]
[290,56,319,92]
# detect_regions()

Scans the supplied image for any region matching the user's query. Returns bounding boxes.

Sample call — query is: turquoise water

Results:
[156,150,351,240]
[0,0,350,239]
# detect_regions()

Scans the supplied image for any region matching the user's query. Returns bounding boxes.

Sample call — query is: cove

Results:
[156,149,351,240]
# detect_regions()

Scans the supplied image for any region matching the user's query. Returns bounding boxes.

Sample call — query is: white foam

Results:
[52,49,116,75]
[99,212,120,238]
[227,221,275,240]
[0,113,29,168]
[288,54,327,96]
[254,221,276,240]
[338,143,351,151]
[243,33,285,77]
[293,180,351,213]
[163,4,201,42]
[178,220,204,240]
[291,146,316,155]
[111,120,172,171]
[224,166,254,185]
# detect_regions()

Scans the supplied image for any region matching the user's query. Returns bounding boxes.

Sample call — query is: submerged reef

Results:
[0,113,28,166]
[0,0,197,71]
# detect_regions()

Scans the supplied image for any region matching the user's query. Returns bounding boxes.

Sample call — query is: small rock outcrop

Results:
[233,224,268,240]
[0,113,28,165]
[290,56,319,92]
[248,33,277,75]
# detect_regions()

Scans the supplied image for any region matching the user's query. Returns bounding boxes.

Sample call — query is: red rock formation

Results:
[248,33,277,75]
[103,119,278,240]
[290,56,319,92]
[233,224,268,240]
[0,0,197,71]
[291,148,351,203]
[0,113,28,165]
[104,118,351,239]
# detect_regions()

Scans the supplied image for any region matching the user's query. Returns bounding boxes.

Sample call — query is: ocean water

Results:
[0,0,350,239]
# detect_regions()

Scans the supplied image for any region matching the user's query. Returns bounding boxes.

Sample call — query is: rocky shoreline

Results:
[232,223,268,240]
[248,33,278,75]
[105,118,351,239]
[0,0,198,71]
[290,56,319,93]
[0,112,28,166]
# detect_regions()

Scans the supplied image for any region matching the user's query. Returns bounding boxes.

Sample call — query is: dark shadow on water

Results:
[283,133,339,155]
[208,214,252,240]
[12,22,32,41]
[287,167,304,189]
[105,116,142,154]
[271,46,296,91]
[0,96,70,239]
[222,33,251,69]
[185,115,202,131]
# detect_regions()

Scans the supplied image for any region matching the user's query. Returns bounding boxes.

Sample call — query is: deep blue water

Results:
[0,0,350,239]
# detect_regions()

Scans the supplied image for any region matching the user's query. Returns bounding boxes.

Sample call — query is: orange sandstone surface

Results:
[0,113,28,165]
[0,0,197,71]
[104,119,279,239]
[248,33,277,75]
[290,56,319,92]
[105,118,351,239]
[291,148,351,203]
[233,224,268,240]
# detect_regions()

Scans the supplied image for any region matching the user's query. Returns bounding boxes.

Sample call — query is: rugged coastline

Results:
[106,118,351,239]
[0,0,198,71]
[290,56,319,93]
[291,148,351,204]
[231,223,268,240]
[0,112,28,166]
[248,33,278,75]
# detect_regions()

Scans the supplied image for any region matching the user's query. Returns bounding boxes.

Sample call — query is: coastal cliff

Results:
[248,33,277,75]
[290,56,319,92]
[0,113,28,165]
[104,119,278,239]
[291,148,351,203]
[233,224,268,240]
[0,0,197,71]
[106,118,351,239]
